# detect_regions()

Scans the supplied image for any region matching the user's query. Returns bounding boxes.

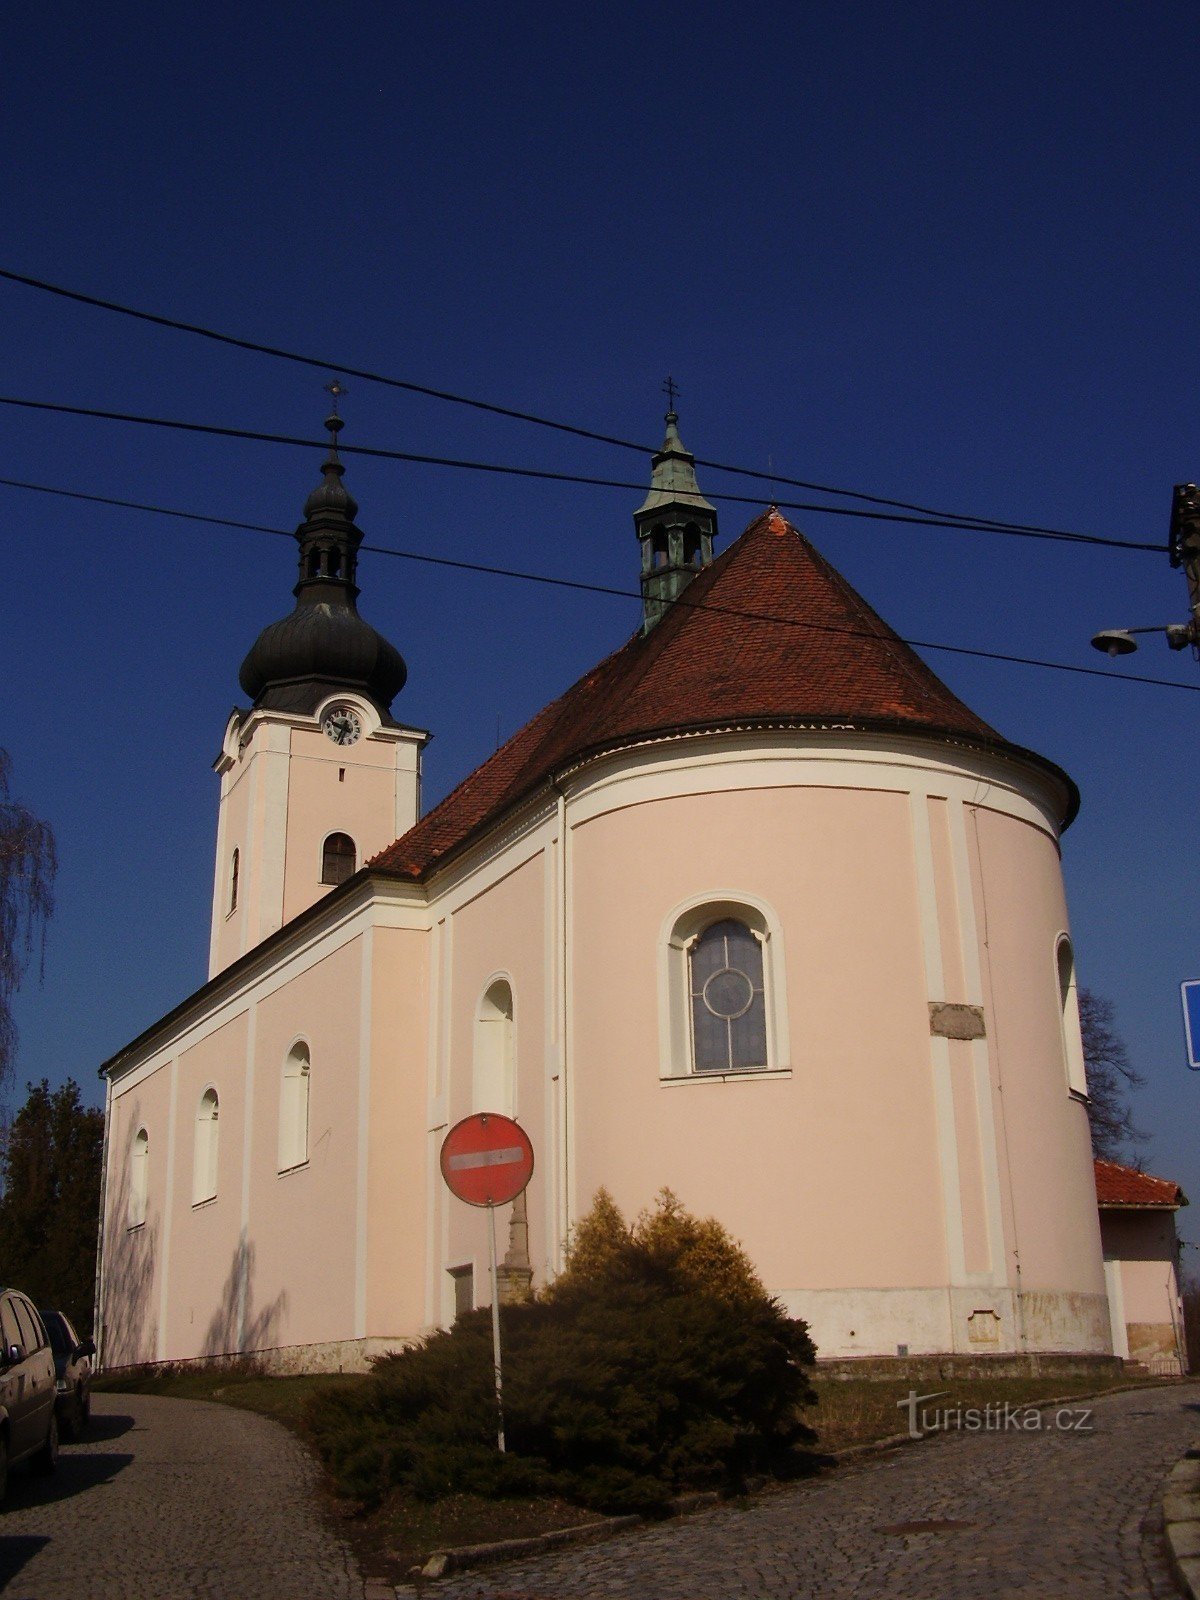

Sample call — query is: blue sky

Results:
[4,2,1199,1251]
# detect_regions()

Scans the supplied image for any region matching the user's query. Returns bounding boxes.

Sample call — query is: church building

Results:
[96,404,1112,1369]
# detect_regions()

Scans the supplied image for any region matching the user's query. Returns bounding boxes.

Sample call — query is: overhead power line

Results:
[0,394,1162,553]
[2,473,1193,695]
[0,265,1149,545]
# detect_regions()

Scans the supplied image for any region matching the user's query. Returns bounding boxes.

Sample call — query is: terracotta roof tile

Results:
[370,512,1077,881]
[1094,1158,1188,1208]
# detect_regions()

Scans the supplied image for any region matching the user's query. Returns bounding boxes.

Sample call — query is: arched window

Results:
[689,920,768,1073]
[229,848,239,914]
[683,523,703,565]
[192,1087,219,1204]
[659,896,789,1079]
[279,1042,311,1172]
[473,979,515,1114]
[321,832,356,886]
[128,1128,148,1227]
[1057,936,1088,1096]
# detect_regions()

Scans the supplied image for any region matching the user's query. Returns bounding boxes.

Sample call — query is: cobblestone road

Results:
[0,1392,362,1599]
[415,1385,1200,1600]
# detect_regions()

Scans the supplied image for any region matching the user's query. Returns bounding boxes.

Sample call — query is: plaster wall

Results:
[162,1011,250,1362]
[100,1068,174,1367]
[279,723,420,927]
[437,848,550,1321]
[1099,1210,1185,1366]
[365,924,431,1343]
[568,781,947,1294]
[966,805,1106,1309]
[241,937,365,1355]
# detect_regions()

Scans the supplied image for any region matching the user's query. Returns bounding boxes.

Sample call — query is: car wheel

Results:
[80,1390,90,1427]
[60,1393,80,1442]
[33,1410,58,1475]
[73,1387,87,1437]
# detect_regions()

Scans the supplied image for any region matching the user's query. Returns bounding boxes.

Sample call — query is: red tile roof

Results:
[371,510,1077,881]
[1094,1158,1188,1209]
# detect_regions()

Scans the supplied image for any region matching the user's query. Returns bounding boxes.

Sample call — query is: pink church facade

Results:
[97,412,1112,1369]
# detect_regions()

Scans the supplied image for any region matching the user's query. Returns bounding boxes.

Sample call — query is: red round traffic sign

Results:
[440,1113,534,1207]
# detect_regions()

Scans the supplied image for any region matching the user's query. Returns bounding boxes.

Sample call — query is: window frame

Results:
[128,1126,149,1229]
[1055,933,1089,1099]
[320,831,357,887]
[472,974,516,1115]
[658,893,790,1081]
[278,1039,311,1174]
[192,1085,220,1206]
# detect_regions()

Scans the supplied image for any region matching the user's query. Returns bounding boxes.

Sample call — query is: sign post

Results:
[1180,981,1200,1071]
[439,1113,535,1453]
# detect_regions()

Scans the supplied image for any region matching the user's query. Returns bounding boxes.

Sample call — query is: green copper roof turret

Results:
[634,406,718,633]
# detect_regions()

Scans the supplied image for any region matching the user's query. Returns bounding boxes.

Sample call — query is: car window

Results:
[12,1299,42,1353]
[41,1312,70,1357]
[0,1298,20,1353]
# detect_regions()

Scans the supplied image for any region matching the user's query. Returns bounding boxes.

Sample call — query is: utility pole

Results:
[1167,483,1200,655]
[1091,483,1200,660]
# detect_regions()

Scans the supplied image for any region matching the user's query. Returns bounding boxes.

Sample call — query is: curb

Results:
[1163,1444,1200,1598]
[414,1514,643,1580]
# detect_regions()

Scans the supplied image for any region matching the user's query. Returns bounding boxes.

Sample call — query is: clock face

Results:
[322,707,363,746]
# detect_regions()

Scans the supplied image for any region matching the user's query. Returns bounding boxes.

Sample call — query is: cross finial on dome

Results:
[661,374,680,420]
[323,379,348,459]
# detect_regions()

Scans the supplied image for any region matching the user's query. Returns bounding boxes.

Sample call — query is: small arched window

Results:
[1057,937,1088,1096]
[474,979,515,1114]
[683,524,703,565]
[321,832,356,886]
[279,1042,311,1172]
[229,848,239,914]
[689,920,768,1073]
[128,1128,149,1227]
[192,1087,219,1204]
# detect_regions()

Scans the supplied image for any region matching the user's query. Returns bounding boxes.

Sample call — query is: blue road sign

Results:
[1181,981,1200,1070]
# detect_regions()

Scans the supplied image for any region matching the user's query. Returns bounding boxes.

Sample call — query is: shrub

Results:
[308,1191,817,1513]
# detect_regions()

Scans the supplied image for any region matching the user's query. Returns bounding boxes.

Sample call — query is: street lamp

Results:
[1090,484,1200,661]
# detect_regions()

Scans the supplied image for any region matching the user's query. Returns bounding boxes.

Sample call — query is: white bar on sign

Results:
[447,1147,525,1171]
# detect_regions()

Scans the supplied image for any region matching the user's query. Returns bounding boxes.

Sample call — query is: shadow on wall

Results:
[98,1101,158,1368]
[203,1236,287,1359]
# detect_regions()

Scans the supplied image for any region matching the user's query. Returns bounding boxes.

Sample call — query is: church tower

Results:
[208,403,427,977]
[634,399,718,632]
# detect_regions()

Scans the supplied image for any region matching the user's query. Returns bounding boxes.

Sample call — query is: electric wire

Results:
[0,394,1163,553]
[0,265,1156,545]
[2,473,1193,694]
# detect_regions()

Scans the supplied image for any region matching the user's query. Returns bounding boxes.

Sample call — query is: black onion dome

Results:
[238,414,407,721]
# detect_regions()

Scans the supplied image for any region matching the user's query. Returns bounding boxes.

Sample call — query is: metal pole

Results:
[487,1201,506,1452]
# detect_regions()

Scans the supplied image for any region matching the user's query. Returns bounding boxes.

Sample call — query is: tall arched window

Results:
[229,848,239,914]
[473,979,515,1114]
[192,1087,219,1204]
[278,1042,311,1172]
[321,832,356,886]
[1057,936,1088,1096]
[689,919,768,1073]
[128,1127,148,1227]
[659,896,789,1079]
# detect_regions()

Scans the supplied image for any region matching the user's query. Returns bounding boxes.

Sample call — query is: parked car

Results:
[39,1310,95,1441]
[0,1288,58,1499]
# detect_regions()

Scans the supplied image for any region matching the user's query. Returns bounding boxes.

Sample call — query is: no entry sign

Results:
[440,1113,534,1207]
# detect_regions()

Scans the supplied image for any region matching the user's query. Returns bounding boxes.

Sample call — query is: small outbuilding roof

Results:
[1094,1158,1189,1210]
[370,508,1078,881]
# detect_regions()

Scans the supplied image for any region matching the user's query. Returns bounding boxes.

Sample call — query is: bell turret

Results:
[634,391,718,633]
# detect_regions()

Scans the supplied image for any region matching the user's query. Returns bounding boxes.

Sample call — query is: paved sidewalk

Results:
[412,1384,1200,1599]
[0,1391,362,1599]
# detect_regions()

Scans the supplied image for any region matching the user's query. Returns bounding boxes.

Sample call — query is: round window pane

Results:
[703,967,754,1019]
